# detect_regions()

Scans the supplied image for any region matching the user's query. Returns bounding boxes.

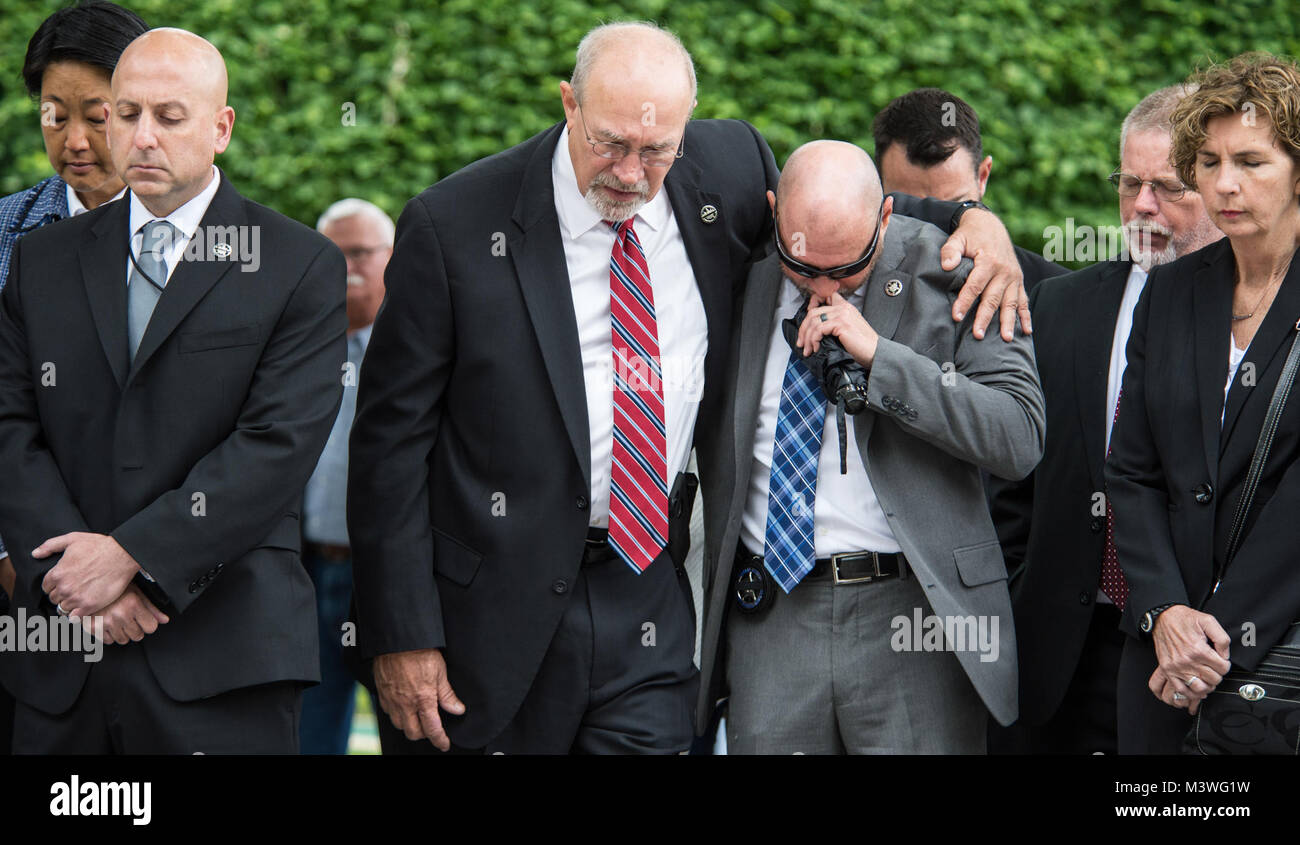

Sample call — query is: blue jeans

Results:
[300,549,358,754]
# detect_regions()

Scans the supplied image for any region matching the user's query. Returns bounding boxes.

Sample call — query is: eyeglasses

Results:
[773,202,884,280]
[1108,171,1189,202]
[577,105,684,168]
[340,245,389,263]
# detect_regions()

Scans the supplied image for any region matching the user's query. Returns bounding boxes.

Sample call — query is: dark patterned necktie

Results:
[1102,389,1131,609]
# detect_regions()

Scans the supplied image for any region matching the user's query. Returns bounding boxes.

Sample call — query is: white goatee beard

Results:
[584,175,649,223]
[1123,219,1177,272]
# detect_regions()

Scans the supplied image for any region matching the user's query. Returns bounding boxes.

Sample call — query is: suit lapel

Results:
[80,204,131,387]
[664,151,730,371]
[80,202,131,389]
[127,177,243,384]
[1075,261,1130,491]
[852,220,911,453]
[731,256,783,492]
[1220,252,1300,449]
[1192,243,1235,477]
[509,123,592,485]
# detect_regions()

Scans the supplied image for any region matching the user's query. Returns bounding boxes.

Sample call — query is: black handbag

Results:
[1185,324,1300,755]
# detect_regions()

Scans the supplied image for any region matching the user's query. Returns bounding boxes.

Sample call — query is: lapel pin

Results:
[885,279,903,297]
[700,204,718,224]
[212,242,233,259]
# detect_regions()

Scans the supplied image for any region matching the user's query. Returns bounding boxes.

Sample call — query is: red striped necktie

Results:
[607,218,668,573]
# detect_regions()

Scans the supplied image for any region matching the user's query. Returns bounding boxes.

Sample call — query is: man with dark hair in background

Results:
[873,87,1066,290]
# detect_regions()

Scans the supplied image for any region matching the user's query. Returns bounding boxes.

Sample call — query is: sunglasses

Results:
[772,201,884,280]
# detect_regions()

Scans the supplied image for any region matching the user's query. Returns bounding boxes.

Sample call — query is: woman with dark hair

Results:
[0,0,148,756]
[0,1,149,284]
[1107,51,1300,754]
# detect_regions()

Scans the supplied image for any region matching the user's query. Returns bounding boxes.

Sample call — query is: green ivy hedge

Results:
[3,0,1297,261]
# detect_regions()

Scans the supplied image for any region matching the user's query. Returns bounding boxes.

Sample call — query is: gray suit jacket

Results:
[694,214,1045,731]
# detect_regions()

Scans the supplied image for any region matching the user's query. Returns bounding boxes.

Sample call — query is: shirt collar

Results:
[128,164,221,243]
[350,323,373,347]
[551,124,671,239]
[66,183,128,217]
[1126,262,1148,286]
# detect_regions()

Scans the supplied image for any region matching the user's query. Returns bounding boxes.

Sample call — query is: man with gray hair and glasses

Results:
[989,84,1222,754]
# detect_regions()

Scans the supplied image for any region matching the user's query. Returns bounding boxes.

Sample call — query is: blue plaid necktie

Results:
[763,348,827,592]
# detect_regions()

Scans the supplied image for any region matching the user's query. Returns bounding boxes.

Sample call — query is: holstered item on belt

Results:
[584,471,698,571]
[732,543,909,616]
[732,547,776,616]
[664,471,698,571]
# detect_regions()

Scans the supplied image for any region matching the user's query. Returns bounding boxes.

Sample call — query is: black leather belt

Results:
[737,545,907,585]
[304,541,351,561]
[583,527,617,566]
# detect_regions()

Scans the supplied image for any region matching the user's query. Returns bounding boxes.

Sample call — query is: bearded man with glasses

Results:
[988,84,1223,755]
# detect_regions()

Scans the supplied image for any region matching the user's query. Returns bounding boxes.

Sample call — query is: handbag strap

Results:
[1221,321,1300,572]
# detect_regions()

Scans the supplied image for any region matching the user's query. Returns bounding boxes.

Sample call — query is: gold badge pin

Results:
[700,204,718,224]
[885,279,903,297]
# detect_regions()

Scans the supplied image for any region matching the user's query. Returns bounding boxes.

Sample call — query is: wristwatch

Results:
[1140,603,1176,633]
[949,199,989,232]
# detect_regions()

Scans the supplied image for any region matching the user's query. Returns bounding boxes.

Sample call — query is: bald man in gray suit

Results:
[695,141,1045,754]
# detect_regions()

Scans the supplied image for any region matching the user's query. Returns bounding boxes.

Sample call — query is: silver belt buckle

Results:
[832,551,878,585]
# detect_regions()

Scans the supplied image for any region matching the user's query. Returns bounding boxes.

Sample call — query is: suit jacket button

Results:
[189,583,199,593]
[576,495,589,511]
[1090,517,1103,533]
[1193,483,1213,504]
[551,579,569,595]
[1079,591,1091,605]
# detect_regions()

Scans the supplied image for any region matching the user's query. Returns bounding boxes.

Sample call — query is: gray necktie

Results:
[128,219,177,362]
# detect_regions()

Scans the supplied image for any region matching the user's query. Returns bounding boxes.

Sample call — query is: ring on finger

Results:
[1172,692,1186,701]
[819,313,828,322]
[1186,676,1200,686]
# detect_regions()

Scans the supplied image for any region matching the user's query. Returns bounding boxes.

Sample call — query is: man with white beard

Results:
[987,84,1222,754]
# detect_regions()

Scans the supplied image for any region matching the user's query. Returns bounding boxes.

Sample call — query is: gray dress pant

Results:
[726,564,986,754]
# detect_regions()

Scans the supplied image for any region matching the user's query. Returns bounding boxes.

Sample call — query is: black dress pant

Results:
[12,642,302,755]
[374,543,698,755]
[991,602,1125,754]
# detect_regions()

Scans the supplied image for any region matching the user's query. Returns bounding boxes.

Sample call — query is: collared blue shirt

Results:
[302,325,372,546]
[0,176,72,560]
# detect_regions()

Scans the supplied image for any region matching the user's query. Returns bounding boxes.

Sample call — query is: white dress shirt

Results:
[740,275,901,558]
[550,126,707,528]
[66,183,127,217]
[1105,262,1149,451]
[125,164,222,287]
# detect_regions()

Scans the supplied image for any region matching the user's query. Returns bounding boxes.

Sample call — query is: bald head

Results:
[109,27,235,216]
[115,28,228,110]
[772,142,889,296]
[778,141,883,232]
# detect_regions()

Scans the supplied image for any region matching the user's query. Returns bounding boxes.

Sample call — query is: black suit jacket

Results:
[989,259,1131,724]
[0,174,347,714]
[347,119,780,747]
[1106,238,1300,669]
[1015,244,1067,292]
